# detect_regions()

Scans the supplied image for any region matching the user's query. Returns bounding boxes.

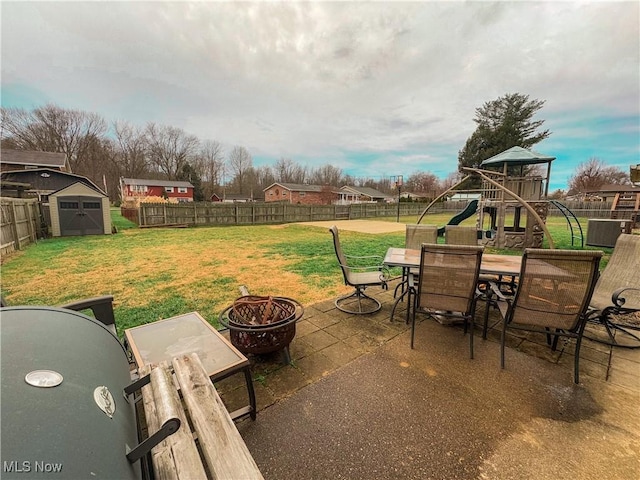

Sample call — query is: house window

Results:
[269,192,274,196]
[283,192,288,196]
[165,187,174,193]
[132,185,147,193]
[178,187,187,193]
[299,192,305,197]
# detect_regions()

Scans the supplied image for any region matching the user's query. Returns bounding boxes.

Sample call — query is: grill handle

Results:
[126,418,181,463]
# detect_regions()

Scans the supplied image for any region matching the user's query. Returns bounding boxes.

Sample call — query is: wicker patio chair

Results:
[490,249,602,384]
[330,226,389,315]
[410,244,484,357]
[585,234,640,348]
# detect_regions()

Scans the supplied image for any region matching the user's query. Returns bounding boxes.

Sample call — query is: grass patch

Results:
[1,210,618,336]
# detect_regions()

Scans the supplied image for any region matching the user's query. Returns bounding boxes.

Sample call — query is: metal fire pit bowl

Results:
[219,296,303,364]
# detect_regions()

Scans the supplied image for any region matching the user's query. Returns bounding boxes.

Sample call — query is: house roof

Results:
[263,182,327,193]
[51,181,107,197]
[340,186,391,199]
[1,149,67,168]
[480,146,556,167]
[0,168,105,195]
[584,184,640,194]
[224,193,254,200]
[122,178,194,188]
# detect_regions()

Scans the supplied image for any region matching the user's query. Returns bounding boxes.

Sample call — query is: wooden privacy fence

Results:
[134,202,431,227]
[130,200,615,228]
[1,198,41,256]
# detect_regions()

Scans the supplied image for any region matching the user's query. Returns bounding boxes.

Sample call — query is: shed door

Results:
[58,196,104,236]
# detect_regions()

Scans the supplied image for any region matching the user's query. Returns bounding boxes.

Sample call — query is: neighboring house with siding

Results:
[337,186,391,204]
[1,149,69,172]
[120,178,194,203]
[263,183,337,205]
[581,184,640,202]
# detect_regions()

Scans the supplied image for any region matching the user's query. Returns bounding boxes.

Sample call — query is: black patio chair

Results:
[489,249,602,384]
[411,243,484,356]
[394,224,439,300]
[330,226,389,314]
[60,295,117,336]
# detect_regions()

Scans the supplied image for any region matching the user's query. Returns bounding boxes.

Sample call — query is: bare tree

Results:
[406,172,440,197]
[273,157,308,184]
[441,171,463,192]
[227,146,253,194]
[254,165,276,193]
[112,120,149,179]
[309,164,343,186]
[1,104,107,172]
[145,123,199,179]
[195,140,225,199]
[567,158,630,194]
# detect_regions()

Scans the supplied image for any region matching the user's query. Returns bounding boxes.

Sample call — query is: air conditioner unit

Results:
[586,219,633,248]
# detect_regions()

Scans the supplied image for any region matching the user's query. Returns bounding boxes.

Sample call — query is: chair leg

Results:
[551,329,561,351]
[409,286,419,348]
[482,290,493,340]
[501,319,508,369]
[573,335,582,384]
[335,287,382,315]
[469,314,475,360]
[390,288,409,323]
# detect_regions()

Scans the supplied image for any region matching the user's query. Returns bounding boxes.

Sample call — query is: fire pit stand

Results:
[219,291,304,365]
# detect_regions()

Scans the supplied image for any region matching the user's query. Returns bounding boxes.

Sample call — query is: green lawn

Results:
[0,209,612,336]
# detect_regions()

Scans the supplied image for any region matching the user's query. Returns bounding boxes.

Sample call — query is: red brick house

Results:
[263,183,337,205]
[120,178,194,203]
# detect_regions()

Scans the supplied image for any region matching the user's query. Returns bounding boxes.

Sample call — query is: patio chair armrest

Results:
[339,261,382,269]
[612,287,640,310]
[59,295,116,328]
[344,254,384,262]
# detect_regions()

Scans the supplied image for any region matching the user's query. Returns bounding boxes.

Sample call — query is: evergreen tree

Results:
[178,162,205,201]
[458,93,551,175]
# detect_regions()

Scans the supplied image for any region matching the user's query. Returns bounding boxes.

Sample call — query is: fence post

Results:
[32,201,43,239]
[10,202,20,249]
[25,202,35,244]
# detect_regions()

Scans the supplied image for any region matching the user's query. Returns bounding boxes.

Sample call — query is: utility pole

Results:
[392,175,403,222]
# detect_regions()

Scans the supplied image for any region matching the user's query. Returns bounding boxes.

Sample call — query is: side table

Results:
[125,311,256,420]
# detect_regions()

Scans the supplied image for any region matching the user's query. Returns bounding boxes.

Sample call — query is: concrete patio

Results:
[217,280,640,479]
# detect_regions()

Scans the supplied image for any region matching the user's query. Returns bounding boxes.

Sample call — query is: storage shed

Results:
[49,182,111,237]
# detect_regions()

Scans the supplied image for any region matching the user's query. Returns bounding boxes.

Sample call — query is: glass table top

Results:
[125,312,247,377]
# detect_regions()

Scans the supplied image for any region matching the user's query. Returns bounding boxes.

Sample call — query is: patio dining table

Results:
[383,247,523,323]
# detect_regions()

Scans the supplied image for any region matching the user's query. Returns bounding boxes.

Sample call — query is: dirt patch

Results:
[298,220,407,234]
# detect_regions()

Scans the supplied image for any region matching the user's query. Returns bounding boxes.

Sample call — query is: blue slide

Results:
[437,200,479,236]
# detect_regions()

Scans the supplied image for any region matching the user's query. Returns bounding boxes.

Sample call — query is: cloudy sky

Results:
[2,1,638,190]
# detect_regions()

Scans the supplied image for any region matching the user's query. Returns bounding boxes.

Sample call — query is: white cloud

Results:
[1,1,638,189]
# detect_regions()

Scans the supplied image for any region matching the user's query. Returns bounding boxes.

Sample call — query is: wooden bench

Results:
[132,353,264,480]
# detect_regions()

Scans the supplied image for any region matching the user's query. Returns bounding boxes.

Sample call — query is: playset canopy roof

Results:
[480,146,555,167]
